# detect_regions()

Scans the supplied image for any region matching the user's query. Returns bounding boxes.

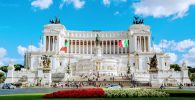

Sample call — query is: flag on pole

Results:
[64,40,69,47]
[60,40,70,53]
[60,31,71,53]
[60,47,67,52]
[118,39,128,48]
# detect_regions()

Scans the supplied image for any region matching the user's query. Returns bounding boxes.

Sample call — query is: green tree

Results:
[0,72,5,83]
[170,64,181,71]
[187,66,195,82]
[188,66,195,73]
[14,64,24,71]
[0,66,8,73]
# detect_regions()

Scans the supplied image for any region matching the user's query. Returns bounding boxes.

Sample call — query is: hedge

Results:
[104,88,169,98]
[43,88,169,98]
[43,88,105,98]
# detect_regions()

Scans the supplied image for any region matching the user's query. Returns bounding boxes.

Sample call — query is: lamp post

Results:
[127,53,131,74]
[66,31,71,84]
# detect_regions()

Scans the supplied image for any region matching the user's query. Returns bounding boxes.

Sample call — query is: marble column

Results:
[44,36,46,52]
[48,36,50,52]
[141,36,143,52]
[75,40,77,54]
[137,36,138,52]
[79,40,81,54]
[148,36,150,52]
[110,40,112,54]
[83,40,84,54]
[102,41,104,54]
[69,40,71,53]
[142,36,144,52]
[54,36,56,51]
[113,40,115,54]
[106,40,107,54]
[117,40,119,54]
[135,36,137,51]
[52,36,54,52]
[90,40,92,54]
[87,40,88,54]
[73,40,75,53]
[140,36,142,52]
[144,36,146,52]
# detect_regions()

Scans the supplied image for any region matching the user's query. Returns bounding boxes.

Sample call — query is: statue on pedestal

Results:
[41,55,51,73]
[94,34,102,58]
[96,34,100,45]
[147,54,158,73]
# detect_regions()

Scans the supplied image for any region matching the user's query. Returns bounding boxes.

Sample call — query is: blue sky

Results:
[0,0,195,67]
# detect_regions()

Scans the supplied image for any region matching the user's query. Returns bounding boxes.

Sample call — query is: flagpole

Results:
[67,31,71,75]
[127,31,131,75]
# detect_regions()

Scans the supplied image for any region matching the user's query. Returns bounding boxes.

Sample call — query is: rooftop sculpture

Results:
[133,16,144,24]
[49,17,60,24]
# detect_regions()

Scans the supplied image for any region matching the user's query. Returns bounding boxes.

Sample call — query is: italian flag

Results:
[60,47,67,52]
[64,40,69,47]
[60,40,69,52]
[118,39,129,48]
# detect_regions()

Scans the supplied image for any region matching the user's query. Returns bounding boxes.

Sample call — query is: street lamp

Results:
[127,53,131,74]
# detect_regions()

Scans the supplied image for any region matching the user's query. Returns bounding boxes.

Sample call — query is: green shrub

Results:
[0,72,5,83]
[104,88,169,98]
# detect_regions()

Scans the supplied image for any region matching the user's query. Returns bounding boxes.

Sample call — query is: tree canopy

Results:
[0,66,8,73]
[170,64,181,71]
[0,72,5,83]
[14,64,24,71]
[187,66,195,82]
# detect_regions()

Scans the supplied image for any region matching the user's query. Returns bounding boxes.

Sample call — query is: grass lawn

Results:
[0,93,195,100]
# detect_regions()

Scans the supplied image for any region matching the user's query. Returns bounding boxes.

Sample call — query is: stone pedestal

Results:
[94,45,102,59]
[37,68,43,77]
[150,73,160,88]
[42,72,52,86]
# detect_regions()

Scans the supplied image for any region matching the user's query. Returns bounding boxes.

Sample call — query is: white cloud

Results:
[1,58,23,65]
[31,0,53,10]
[17,46,27,56]
[0,48,7,65]
[166,52,178,64]
[60,0,85,9]
[17,45,39,56]
[132,0,195,19]
[175,39,195,52]
[153,39,195,67]
[154,39,195,52]
[0,47,26,66]
[103,0,111,6]
[102,0,127,6]
[183,47,195,67]
[0,62,3,66]
[152,44,162,53]
[0,48,6,58]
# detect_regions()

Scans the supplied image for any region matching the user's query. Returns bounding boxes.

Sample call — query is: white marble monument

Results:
[5,19,191,87]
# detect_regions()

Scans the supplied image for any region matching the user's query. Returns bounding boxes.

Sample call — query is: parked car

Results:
[105,84,121,89]
[2,83,16,89]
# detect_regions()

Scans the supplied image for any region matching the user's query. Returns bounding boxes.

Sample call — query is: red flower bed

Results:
[43,88,105,98]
